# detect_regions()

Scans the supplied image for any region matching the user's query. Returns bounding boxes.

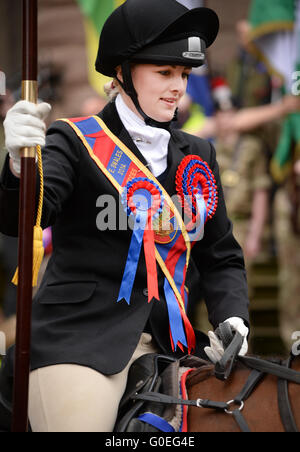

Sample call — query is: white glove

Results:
[204,317,249,364]
[3,100,51,174]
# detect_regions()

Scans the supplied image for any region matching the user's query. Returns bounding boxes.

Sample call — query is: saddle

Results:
[114,322,243,432]
[114,353,209,432]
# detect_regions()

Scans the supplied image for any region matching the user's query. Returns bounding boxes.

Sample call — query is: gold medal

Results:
[153,209,178,244]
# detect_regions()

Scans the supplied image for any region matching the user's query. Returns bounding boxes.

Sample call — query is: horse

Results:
[186,354,300,432]
[117,323,300,433]
[1,324,298,432]
[185,322,300,432]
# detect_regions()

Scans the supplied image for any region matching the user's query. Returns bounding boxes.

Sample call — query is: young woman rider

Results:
[0,0,249,432]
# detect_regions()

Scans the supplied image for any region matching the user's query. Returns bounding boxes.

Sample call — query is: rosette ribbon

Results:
[118,178,164,304]
[176,155,218,239]
[164,278,188,351]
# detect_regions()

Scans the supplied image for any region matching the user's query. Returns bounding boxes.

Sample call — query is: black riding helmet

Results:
[96,0,219,128]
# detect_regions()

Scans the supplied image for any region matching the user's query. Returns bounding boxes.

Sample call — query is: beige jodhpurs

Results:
[28,333,158,432]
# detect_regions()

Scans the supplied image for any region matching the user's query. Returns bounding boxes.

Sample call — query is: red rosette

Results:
[175,155,218,226]
[126,179,162,218]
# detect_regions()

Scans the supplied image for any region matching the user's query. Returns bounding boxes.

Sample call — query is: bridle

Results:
[212,322,300,432]
[133,323,300,432]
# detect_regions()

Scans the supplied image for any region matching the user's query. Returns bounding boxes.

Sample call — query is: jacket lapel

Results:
[163,130,190,195]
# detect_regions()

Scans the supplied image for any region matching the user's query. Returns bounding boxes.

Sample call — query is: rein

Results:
[133,367,265,433]
[133,323,300,432]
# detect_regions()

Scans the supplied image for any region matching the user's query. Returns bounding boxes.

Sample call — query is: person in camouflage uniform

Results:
[212,78,272,288]
[226,20,272,110]
[273,170,300,351]
[216,17,300,350]
[217,134,271,261]
[190,76,273,335]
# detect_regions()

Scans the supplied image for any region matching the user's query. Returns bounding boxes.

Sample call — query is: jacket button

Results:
[143,288,148,297]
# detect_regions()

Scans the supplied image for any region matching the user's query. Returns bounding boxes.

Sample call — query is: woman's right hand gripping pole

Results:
[3,100,51,175]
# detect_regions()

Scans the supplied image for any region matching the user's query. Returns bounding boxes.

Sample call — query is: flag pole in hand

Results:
[12,0,38,433]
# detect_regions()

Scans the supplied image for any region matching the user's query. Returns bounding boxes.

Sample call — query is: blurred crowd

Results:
[0,10,299,356]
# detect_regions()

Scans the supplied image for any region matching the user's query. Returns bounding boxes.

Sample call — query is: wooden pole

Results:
[12,0,38,433]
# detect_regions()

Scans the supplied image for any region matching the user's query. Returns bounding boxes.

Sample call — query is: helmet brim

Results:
[132,37,207,68]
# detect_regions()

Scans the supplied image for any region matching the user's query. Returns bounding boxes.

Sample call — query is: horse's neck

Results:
[292,355,300,372]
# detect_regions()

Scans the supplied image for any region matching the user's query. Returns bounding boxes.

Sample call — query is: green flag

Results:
[76,0,125,96]
[77,0,117,32]
[250,0,295,32]
[249,0,300,183]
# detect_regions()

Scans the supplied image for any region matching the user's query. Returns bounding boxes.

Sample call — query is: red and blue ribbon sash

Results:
[59,116,217,353]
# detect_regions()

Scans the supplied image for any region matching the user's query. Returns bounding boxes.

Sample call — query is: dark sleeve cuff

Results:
[0,154,20,189]
[0,154,20,236]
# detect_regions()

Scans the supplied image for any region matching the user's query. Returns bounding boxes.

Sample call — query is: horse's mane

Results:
[185,362,215,387]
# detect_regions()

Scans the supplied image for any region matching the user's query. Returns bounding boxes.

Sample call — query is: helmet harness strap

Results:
[116,61,178,131]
